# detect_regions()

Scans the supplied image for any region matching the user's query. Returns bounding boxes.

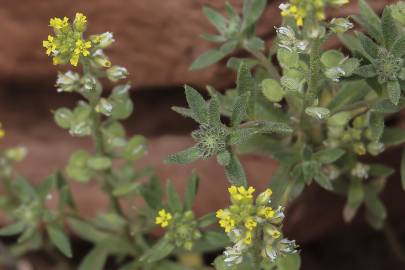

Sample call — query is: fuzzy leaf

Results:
[390,36,405,58]
[262,78,284,102]
[229,128,257,145]
[217,150,231,166]
[313,148,345,164]
[381,7,398,50]
[314,172,333,191]
[87,156,112,171]
[348,180,364,209]
[371,99,402,113]
[387,80,401,105]
[242,0,267,31]
[47,224,72,258]
[356,31,379,59]
[139,176,162,210]
[208,98,220,127]
[257,121,293,134]
[140,239,175,264]
[237,63,256,117]
[356,0,383,43]
[328,81,371,111]
[231,93,250,127]
[364,191,387,221]
[184,85,208,123]
[166,146,202,164]
[305,107,330,120]
[0,222,25,236]
[166,180,183,213]
[184,172,199,210]
[369,112,385,141]
[203,6,227,34]
[224,153,247,187]
[381,127,405,146]
[354,64,377,78]
[190,49,226,70]
[197,213,217,228]
[277,253,301,270]
[79,245,108,270]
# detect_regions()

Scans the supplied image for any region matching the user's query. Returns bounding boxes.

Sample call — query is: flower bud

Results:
[353,142,366,155]
[367,141,385,156]
[92,49,111,68]
[5,146,27,162]
[56,71,80,92]
[107,66,128,82]
[351,162,370,179]
[91,32,115,48]
[264,225,281,239]
[256,189,272,206]
[330,18,353,33]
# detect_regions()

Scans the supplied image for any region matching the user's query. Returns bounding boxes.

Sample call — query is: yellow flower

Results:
[244,217,257,231]
[69,54,80,66]
[258,207,275,219]
[238,186,255,199]
[267,227,281,239]
[155,209,172,228]
[218,216,236,233]
[244,231,253,245]
[74,39,92,56]
[74,13,87,30]
[0,122,5,139]
[228,185,255,202]
[42,35,56,56]
[49,16,69,30]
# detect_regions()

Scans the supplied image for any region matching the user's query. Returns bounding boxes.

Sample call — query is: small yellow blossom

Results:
[244,217,257,231]
[74,13,87,30]
[228,185,255,202]
[258,207,275,219]
[49,16,69,30]
[155,209,172,228]
[267,227,281,239]
[219,216,236,233]
[0,122,5,139]
[74,39,92,56]
[42,35,56,56]
[244,231,253,245]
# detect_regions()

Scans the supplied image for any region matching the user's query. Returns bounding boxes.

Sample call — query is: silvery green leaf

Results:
[313,148,345,164]
[184,172,200,210]
[87,156,112,171]
[305,107,330,120]
[369,112,385,141]
[229,128,257,145]
[364,191,387,221]
[355,31,379,59]
[387,80,401,105]
[320,50,345,68]
[242,0,267,31]
[277,48,299,68]
[314,172,333,190]
[280,76,300,91]
[202,6,227,34]
[381,7,398,50]
[356,0,383,44]
[217,150,231,166]
[166,146,202,164]
[200,33,227,43]
[231,92,250,127]
[47,224,72,258]
[372,99,402,113]
[54,108,73,129]
[277,253,301,270]
[190,49,226,70]
[78,244,108,270]
[341,58,360,76]
[262,78,284,102]
[208,98,221,127]
[328,81,371,111]
[381,127,405,146]
[390,36,405,58]
[166,180,183,213]
[224,153,247,187]
[66,150,92,183]
[184,85,208,123]
[0,222,25,236]
[354,64,376,78]
[123,135,147,161]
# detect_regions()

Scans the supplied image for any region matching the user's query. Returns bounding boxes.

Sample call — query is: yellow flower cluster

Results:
[217,186,279,246]
[280,0,349,26]
[0,122,5,139]
[42,13,92,67]
[155,209,172,228]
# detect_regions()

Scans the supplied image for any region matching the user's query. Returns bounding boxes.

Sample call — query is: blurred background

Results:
[1,0,405,269]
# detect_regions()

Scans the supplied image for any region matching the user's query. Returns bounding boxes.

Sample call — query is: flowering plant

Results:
[1,0,405,269]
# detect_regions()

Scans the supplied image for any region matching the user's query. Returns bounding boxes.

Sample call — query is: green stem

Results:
[305,38,322,107]
[244,45,280,80]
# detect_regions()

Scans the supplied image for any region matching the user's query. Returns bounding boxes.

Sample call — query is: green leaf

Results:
[87,156,112,171]
[237,63,256,117]
[47,224,72,258]
[208,98,220,127]
[242,0,267,31]
[341,58,360,76]
[166,180,183,213]
[277,253,301,270]
[190,49,226,70]
[139,176,162,209]
[166,146,202,164]
[112,182,140,197]
[277,47,299,68]
[348,180,364,209]
[313,148,345,164]
[387,80,401,105]
[369,112,385,141]
[197,213,217,228]
[328,81,371,111]
[229,128,257,145]
[305,107,330,120]
[357,0,383,43]
[217,150,231,166]
[338,33,364,55]
[354,64,377,78]
[314,172,333,191]
[184,85,208,123]
[321,50,345,68]
[364,191,387,221]
[381,7,398,49]
[371,99,402,113]
[231,92,250,127]
[381,127,405,146]
[11,176,37,203]
[68,217,109,243]
[66,150,92,183]
[356,31,379,59]
[200,33,227,43]
[54,108,72,129]
[202,6,227,34]
[224,153,247,187]
[401,148,405,190]
[184,172,199,210]
[262,78,284,103]
[0,222,25,236]
[79,245,108,270]
[140,239,175,264]
[123,135,147,161]
[37,174,56,201]
[390,36,405,58]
